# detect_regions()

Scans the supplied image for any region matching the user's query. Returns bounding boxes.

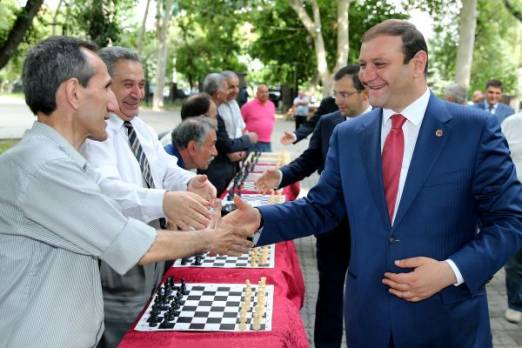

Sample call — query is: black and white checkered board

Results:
[173,245,275,268]
[135,282,274,332]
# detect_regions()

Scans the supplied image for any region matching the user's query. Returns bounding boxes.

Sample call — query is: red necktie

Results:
[382,114,406,222]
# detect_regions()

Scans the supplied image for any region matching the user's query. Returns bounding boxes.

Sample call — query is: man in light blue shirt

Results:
[0,36,252,348]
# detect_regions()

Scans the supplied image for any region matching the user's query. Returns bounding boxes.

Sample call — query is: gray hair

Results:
[202,73,226,96]
[221,70,238,82]
[444,83,467,104]
[98,46,141,76]
[23,36,97,115]
[172,116,217,149]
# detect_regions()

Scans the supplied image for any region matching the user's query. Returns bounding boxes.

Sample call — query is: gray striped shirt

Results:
[0,122,156,348]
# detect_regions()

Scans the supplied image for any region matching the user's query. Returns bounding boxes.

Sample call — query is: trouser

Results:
[314,219,351,348]
[252,141,272,152]
[295,115,307,130]
[505,248,522,311]
[97,261,164,348]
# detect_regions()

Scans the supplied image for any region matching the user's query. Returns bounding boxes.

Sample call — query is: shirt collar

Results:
[30,121,87,168]
[382,88,430,127]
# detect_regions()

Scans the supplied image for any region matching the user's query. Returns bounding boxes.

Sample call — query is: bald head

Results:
[256,84,269,104]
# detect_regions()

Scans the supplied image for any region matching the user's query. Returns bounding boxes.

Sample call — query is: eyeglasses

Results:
[332,91,359,99]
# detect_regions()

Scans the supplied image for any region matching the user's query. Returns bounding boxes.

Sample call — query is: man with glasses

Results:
[255,65,370,348]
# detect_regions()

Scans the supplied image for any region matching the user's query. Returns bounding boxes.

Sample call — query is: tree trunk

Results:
[454,0,477,90]
[52,0,64,36]
[153,0,174,111]
[0,0,44,70]
[288,0,331,97]
[137,0,151,56]
[334,0,350,73]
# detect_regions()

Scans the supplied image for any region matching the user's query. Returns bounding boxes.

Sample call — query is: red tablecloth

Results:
[119,161,308,347]
[119,241,307,348]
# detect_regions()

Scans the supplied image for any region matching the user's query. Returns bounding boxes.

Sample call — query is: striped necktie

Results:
[124,121,155,189]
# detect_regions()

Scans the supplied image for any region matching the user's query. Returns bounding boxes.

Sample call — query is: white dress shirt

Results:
[380,88,463,285]
[81,114,195,223]
[218,100,246,138]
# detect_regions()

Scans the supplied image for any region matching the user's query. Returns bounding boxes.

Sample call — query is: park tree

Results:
[430,0,520,97]
[454,0,478,90]
[173,0,247,90]
[153,0,176,110]
[0,0,44,70]
[248,0,407,95]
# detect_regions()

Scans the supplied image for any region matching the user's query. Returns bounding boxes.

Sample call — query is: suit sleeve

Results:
[450,116,522,295]
[279,118,325,187]
[257,126,347,245]
[215,115,252,154]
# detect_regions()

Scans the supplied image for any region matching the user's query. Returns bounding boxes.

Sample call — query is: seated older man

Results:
[165,117,218,171]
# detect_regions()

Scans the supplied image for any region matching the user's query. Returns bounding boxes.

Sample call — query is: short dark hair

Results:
[172,116,217,149]
[333,64,364,92]
[98,46,141,76]
[485,79,503,91]
[181,93,212,120]
[363,19,428,74]
[22,36,98,115]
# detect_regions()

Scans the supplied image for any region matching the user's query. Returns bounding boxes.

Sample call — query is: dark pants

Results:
[314,218,351,348]
[252,141,272,152]
[295,114,307,131]
[506,248,522,311]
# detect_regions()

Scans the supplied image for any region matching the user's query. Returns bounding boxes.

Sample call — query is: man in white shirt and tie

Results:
[81,46,216,348]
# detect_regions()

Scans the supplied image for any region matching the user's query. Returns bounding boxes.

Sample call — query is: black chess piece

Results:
[181,257,191,265]
[159,318,174,329]
[180,279,189,295]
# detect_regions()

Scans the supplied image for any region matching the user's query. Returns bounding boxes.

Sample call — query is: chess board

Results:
[240,194,286,207]
[135,281,274,332]
[173,245,275,268]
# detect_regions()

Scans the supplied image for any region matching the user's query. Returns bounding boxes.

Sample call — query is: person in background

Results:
[443,83,467,104]
[165,117,218,171]
[473,79,514,124]
[257,64,370,348]
[241,84,276,152]
[292,91,310,131]
[200,73,256,196]
[471,89,484,104]
[501,111,522,324]
[280,95,338,145]
[219,71,247,138]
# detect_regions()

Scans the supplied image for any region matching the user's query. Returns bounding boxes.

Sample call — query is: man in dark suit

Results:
[256,64,369,348]
[473,79,514,124]
[224,19,522,347]
[198,73,257,196]
[280,96,338,145]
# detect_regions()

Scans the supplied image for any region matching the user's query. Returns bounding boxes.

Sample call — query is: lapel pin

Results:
[435,129,443,137]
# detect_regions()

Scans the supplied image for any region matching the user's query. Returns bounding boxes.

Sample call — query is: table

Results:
[119,152,308,348]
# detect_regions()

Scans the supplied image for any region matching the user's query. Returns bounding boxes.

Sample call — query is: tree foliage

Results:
[247,0,408,87]
[430,0,519,96]
[174,0,247,89]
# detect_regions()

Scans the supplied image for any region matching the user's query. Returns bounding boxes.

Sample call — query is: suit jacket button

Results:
[389,236,399,244]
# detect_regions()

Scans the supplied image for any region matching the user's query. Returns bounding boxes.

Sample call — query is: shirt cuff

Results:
[276,169,283,188]
[445,259,464,286]
[100,218,157,275]
[291,132,298,142]
[253,227,263,246]
[143,188,167,221]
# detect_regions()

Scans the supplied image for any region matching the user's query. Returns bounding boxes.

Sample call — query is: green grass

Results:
[0,139,17,155]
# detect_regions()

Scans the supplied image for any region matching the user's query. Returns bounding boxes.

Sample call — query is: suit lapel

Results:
[393,95,453,227]
[358,109,391,229]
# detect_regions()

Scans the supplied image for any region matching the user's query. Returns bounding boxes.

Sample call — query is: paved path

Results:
[1,98,520,347]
